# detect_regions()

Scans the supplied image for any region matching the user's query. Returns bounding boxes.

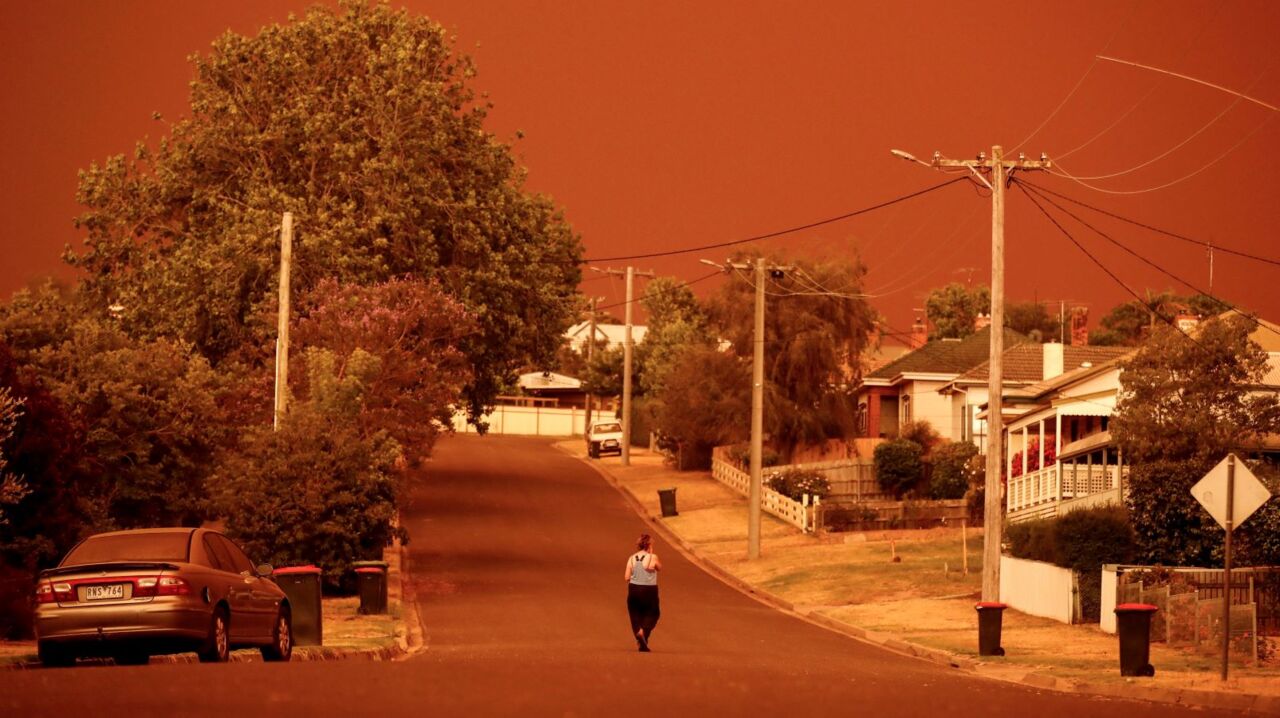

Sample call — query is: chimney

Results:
[910,315,928,349]
[1070,306,1089,346]
[973,313,992,332]
[1043,341,1064,380]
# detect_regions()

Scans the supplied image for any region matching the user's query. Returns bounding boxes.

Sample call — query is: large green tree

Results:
[1090,292,1223,346]
[637,276,713,397]
[69,1,582,423]
[709,252,876,449]
[924,283,990,340]
[1113,315,1280,565]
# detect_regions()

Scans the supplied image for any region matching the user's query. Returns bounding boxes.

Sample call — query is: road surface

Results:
[0,435,1239,716]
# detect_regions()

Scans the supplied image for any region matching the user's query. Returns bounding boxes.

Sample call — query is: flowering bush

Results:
[1010,436,1057,477]
[766,469,830,502]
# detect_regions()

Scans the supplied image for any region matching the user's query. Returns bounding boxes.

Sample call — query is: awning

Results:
[1058,431,1113,460]
[1053,397,1115,416]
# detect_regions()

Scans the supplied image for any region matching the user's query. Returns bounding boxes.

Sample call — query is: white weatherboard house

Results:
[563,321,648,352]
[997,311,1280,523]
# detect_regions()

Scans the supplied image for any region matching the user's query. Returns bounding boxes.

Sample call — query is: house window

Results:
[901,395,912,424]
[856,402,869,435]
[961,405,971,442]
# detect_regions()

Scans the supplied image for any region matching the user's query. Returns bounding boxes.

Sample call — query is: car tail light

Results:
[136,576,190,597]
[36,582,73,603]
[156,576,190,596]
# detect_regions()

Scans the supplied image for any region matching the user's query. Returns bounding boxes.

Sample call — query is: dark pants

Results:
[627,583,660,639]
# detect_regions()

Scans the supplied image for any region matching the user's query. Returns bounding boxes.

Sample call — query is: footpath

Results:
[563,440,1280,715]
[1,539,421,668]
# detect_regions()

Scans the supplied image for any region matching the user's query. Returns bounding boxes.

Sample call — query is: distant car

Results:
[587,420,624,458]
[35,527,292,667]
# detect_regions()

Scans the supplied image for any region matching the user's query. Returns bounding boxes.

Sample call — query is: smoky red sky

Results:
[3,1,1278,342]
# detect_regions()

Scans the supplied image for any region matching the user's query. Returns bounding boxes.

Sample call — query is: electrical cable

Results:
[574,177,969,264]
[1054,76,1259,180]
[1015,182,1209,351]
[594,270,721,312]
[1009,1,1136,154]
[1054,3,1225,161]
[1018,180,1280,341]
[1047,113,1275,195]
[1017,179,1280,268]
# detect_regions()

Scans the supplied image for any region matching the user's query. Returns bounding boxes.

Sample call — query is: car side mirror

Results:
[256,563,274,577]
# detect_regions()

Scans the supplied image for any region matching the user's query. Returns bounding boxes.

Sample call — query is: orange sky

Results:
[3,1,1278,340]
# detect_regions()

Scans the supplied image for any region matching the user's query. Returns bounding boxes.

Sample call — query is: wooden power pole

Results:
[595,266,653,466]
[273,212,294,430]
[704,256,790,560]
[913,146,1052,601]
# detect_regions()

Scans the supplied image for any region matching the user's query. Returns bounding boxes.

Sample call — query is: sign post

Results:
[1190,453,1273,681]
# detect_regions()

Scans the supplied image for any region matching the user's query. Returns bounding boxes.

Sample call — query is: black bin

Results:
[353,560,389,615]
[658,488,678,517]
[1114,603,1158,677]
[273,565,323,646]
[975,602,1007,656]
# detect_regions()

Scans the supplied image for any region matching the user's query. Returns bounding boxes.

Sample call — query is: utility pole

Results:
[584,297,601,431]
[273,212,293,430]
[894,146,1051,601]
[702,256,791,560]
[593,266,653,466]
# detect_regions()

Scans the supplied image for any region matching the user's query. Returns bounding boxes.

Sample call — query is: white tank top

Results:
[629,551,658,586]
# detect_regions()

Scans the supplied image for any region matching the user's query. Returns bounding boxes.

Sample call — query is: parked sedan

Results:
[35,527,292,666]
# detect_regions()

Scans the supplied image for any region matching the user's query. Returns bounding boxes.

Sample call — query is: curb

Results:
[4,540,421,672]
[2,643,405,671]
[570,446,1277,715]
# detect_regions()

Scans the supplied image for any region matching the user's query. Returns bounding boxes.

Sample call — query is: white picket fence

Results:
[709,455,808,531]
[451,405,587,437]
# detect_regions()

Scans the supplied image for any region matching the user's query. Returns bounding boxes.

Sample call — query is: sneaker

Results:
[636,631,649,652]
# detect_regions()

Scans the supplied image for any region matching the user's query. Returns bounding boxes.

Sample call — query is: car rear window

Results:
[594,423,622,433]
[62,532,191,566]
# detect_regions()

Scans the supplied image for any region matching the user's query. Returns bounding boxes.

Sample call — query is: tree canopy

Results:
[709,252,876,449]
[68,1,582,421]
[1113,315,1280,565]
[1089,292,1224,347]
[924,283,990,340]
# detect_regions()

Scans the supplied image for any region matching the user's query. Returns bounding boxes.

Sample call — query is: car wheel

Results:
[37,641,74,668]
[261,608,292,662]
[197,607,230,663]
[113,650,149,666]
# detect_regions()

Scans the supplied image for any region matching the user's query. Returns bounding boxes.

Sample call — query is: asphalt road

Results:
[0,435,1241,716]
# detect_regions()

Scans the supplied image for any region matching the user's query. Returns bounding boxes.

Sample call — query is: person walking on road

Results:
[624,533,662,652]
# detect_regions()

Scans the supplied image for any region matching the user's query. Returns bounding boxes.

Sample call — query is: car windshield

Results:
[62,532,191,566]
[594,423,622,433]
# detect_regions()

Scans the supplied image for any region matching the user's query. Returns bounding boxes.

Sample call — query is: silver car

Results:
[35,527,292,666]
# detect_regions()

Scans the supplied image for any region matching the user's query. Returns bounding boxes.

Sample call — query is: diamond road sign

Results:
[1190,454,1273,530]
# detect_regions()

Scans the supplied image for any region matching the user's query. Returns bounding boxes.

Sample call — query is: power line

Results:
[1015,182,1208,351]
[1019,179,1280,268]
[1017,180,1280,341]
[1054,4,1226,162]
[1054,77,1259,181]
[578,177,970,264]
[1048,113,1275,195]
[594,270,721,312]
[1009,2,1135,154]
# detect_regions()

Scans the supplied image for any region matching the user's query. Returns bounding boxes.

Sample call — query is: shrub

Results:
[765,469,830,502]
[930,441,978,499]
[898,420,941,455]
[209,407,406,590]
[1006,506,1137,621]
[874,439,923,498]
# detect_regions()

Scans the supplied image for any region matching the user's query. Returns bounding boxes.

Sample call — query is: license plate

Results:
[83,584,126,601]
[604,440,618,447]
